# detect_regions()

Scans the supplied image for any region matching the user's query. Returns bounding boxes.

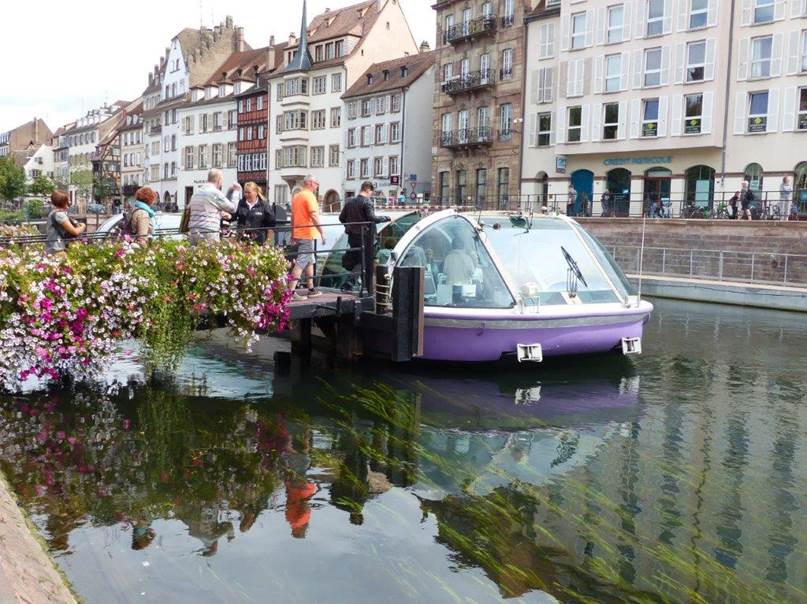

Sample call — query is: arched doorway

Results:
[606,168,632,217]
[744,163,764,197]
[535,171,548,207]
[685,165,715,215]
[163,191,171,211]
[644,167,672,217]
[570,169,593,216]
[324,189,341,212]
[794,162,807,220]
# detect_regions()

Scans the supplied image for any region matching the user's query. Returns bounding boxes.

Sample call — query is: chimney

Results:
[267,36,276,70]
[420,40,431,53]
[225,15,234,28]
[236,26,245,51]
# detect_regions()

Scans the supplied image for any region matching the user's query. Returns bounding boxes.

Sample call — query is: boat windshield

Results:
[484,217,624,305]
[399,215,515,309]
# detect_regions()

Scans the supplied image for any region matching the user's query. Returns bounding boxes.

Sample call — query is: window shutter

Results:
[556,107,566,143]
[616,101,627,140]
[705,39,716,80]
[529,113,538,147]
[670,94,683,136]
[547,23,556,57]
[585,9,595,47]
[741,0,753,25]
[591,103,603,142]
[767,88,780,132]
[660,46,671,85]
[771,33,784,76]
[624,2,633,39]
[549,115,556,145]
[560,15,570,52]
[664,0,675,33]
[737,38,750,80]
[581,104,591,142]
[787,30,801,75]
[658,96,669,136]
[701,91,714,134]
[594,56,604,94]
[629,98,641,138]
[621,51,631,90]
[676,0,687,31]
[558,61,569,98]
[674,43,686,84]
[774,0,786,20]
[707,0,718,26]
[790,0,804,17]
[566,62,575,97]
[633,49,644,88]
[635,0,647,38]
[546,67,555,101]
[576,60,586,96]
[595,7,606,45]
[734,91,747,134]
[782,86,797,132]
[531,69,540,104]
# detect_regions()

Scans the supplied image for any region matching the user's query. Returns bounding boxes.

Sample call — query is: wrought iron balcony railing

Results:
[445,16,497,44]
[440,127,494,149]
[441,69,496,95]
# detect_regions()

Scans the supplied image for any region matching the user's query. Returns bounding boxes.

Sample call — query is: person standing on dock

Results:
[779,176,793,220]
[288,175,325,301]
[235,182,276,245]
[187,169,239,244]
[739,180,755,221]
[339,181,390,292]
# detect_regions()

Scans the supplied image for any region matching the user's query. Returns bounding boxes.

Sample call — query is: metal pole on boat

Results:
[637,216,647,307]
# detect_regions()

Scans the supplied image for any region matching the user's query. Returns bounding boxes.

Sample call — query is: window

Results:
[312,110,326,130]
[802,31,807,72]
[497,168,510,207]
[228,143,236,168]
[375,124,386,144]
[685,94,704,133]
[503,0,515,26]
[310,146,324,168]
[441,113,453,142]
[329,145,340,167]
[439,171,449,203]
[754,0,774,24]
[282,146,307,168]
[751,36,773,79]
[642,99,659,136]
[571,12,587,49]
[748,91,769,132]
[332,73,343,93]
[389,155,399,176]
[360,158,369,178]
[212,143,223,168]
[644,47,662,86]
[373,157,384,178]
[605,54,622,92]
[284,111,308,130]
[797,88,807,130]
[228,109,238,129]
[537,67,554,102]
[391,94,401,113]
[376,96,387,115]
[567,106,583,142]
[501,48,513,79]
[213,112,223,131]
[315,45,323,62]
[331,107,341,128]
[285,78,308,96]
[647,0,664,36]
[347,101,357,120]
[499,103,513,140]
[603,103,619,139]
[274,185,288,205]
[256,96,264,111]
[361,99,372,117]
[325,42,335,60]
[347,128,357,148]
[689,0,708,28]
[276,83,284,101]
[687,41,706,82]
[275,115,283,133]
[538,22,555,59]
[313,76,327,95]
[537,112,552,146]
[361,126,371,146]
[607,5,624,44]
[198,145,208,169]
[442,62,454,83]
[258,125,265,139]
[347,160,356,179]
[390,122,401,143]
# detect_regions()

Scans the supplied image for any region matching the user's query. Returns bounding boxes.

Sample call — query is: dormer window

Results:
[367,74,374,85]
[383,70,390,81]
[219,85,227,96]
[401,66,408,77]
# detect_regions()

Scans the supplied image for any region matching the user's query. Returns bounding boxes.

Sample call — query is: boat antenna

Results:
[637,215,647,307]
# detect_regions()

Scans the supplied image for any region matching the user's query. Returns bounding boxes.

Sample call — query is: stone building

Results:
[431,0,534,208]
[118,104,145,206]
[0,118,52,164]
[521,0,807,217]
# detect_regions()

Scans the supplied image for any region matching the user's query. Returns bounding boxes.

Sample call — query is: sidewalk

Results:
[0,472,77,604]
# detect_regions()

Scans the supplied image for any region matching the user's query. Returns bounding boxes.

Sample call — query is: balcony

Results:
[442,70,496,96]
[446,16,497,44]
[440,127,494,150]
[150,125,162,135]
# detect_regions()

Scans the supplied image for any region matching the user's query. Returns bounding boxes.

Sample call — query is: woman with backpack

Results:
[46,191,85,255]
[128,187,158,243]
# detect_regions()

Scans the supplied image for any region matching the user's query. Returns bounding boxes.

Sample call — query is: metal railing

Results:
[440,127,494,148]
[609,244,807,287]
[445,15,497,44]
[441,69,495,95]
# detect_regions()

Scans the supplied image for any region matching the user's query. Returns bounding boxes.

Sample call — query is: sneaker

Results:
[291,292,308,302]
[307,289,322,298]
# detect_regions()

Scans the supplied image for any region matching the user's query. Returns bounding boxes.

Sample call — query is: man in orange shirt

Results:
[289,175,326,300]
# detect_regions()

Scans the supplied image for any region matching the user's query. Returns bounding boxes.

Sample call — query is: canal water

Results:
[0,299,805,604]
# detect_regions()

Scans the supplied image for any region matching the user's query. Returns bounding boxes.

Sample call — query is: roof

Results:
[307,0,380,44]
[526,0,561,21]
[285,0,313,73]
[204,46,270,86]
[343,51,435,99]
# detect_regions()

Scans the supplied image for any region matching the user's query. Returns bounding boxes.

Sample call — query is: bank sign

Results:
[603,156,673,167]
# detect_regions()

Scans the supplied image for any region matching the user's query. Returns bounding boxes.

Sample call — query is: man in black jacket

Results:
[339,181,389,292]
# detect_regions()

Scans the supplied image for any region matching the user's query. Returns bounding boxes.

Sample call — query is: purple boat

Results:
[390,209,653,363]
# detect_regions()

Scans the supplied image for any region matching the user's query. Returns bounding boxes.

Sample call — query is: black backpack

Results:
[111,207,147,239]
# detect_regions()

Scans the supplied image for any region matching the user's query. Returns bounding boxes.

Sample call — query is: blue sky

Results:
[0,0,435,134]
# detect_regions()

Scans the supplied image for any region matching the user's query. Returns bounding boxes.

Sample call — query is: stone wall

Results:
[577,218,807,285]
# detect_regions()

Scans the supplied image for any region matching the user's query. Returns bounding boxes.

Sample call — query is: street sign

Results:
[410,192,417,201]
[409,174,417,182]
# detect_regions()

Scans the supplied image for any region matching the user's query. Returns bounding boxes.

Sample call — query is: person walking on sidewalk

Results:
[187,169,239,244]
[339,181,390,292]
[288,175,326,301]
[779,175,793,221]
[739,180,755,221]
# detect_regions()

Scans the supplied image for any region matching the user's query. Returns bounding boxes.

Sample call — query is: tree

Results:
[29,174,55,197]
[0,156,26,205]
[70,169,92,202]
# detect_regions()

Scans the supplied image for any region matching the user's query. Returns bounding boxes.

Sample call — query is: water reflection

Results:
[0,299,805,604]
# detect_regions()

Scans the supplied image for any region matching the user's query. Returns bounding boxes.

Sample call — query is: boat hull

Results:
[421,308,651,362]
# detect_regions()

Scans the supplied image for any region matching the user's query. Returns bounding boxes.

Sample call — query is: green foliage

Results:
[0,156,26,203]
[70,169,92,200]
[29,174,55,197]
[93,174,117,203]
[23,198,45,219]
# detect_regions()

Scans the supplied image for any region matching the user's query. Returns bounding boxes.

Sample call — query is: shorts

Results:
[295,239,316,270]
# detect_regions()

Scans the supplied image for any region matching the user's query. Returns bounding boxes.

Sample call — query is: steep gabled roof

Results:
[343,51,435,99]
[307,0,380,43]
[205,47,270,86]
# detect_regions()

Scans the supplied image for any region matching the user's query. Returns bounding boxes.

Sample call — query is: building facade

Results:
[21,145,54,184]
[0,118,52,163]
[342,50,436,201]
[521,0,807,216]
[267,0,419,210]
[432,0,533,208]
[235,59,272,191]
[118,108,145,205]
